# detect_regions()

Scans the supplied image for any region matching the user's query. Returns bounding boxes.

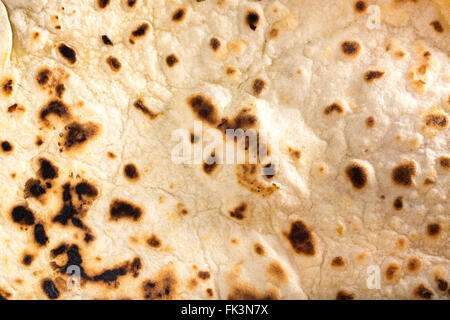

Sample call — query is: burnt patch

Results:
[1,141,13,152]
[287,220,315,256]
[345,163,368,189]
[11,205,35,226]
[110,199,143,221]
[39,99,70,123]
[324,102,344,115]
[101,35,113,45]
[392,161,416,187]
[430,20,443,33]
[124,163,140,180]
[229,203,247,220]
[341,41,361,56]
[38,158,59,180]
[210,37,221,51]
[36,67,51,87]
[364,70,384,82]
[439,156,450,170]
[34,223,49,246]
[425,113,448,129]
[133,99,160,120]
[75,182,98,200]
[436,278,448,291]
[187,95,220,125]
[106,56,122,72]
[147,235,162,248]
[57,44,77,64]
[252,79,265,96]
[7,103,25,113]
[246,10,260,31]
[427,223,441,237]
[98,0,110,8]
[165,54,179,67]
[414,284,433,300]
[254,243,265,256]
[354,1,367,13]
[331,256,345,267]
[407,257,422,273]
[127,0,138,8]
[22,254,34,266]
[385,263,400,280]
[393,196,403,210]
[143,269,177,300]
[336,290,354,300]
[172,8,186,22]
[198,271,210,280]
[130,257,142,278]
[42,279,60,299]
[1,78,14,96]
[203,153,218,175]
[24,179,46,199]
[220,108,258,132]
[130,22,150,44]
[366,116,376,128]
[62,121,100,151]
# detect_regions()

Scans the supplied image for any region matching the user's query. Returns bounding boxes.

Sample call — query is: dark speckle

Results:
[147,235,161,248]
[198,271,210,280]
[252,79,265,96]
[101,35,113,45]
[22,254,34,266]
[345,163,368,189]
[392,161,416,187]
[1,78,14,96]
[425,114,448,129]
[287,220,315,256]
[124,163,140,180]
[324,102,344,115]
[34,223,49,246]
[336,290,354,300]
[439,156,450,170]
[133,99,160,120]
[393,196,403,210]
[62,121,100,150]
[110,199,142,221]
[366,116,376,128]
[38,158,59,180]
[75,182,98,199]
[364,70,385,82]
[24,179,46,199]
[414,284,433,300]
[172,8,186,22]
[39,99,70,123]
[36,68,51,86]
[98,0,110,8]
[210,37,221,51]
[166,54,179,67]
[229,203,247,220]
[436,278,448,291]
[1,141,13,152]
[131,23,150,38]
[427,223,441,237]
[246,11,260,31]
[42,279,60,299]
[354,1,367,12]
[341,41,361,56]
[331,256,345,267]
[430,20,444,33]
[106,56,122,72]
[187,95,220,125]
[127,0,138,8]
[57,44,77,64]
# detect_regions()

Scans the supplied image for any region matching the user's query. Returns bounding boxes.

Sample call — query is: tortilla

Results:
[0,0,448,300]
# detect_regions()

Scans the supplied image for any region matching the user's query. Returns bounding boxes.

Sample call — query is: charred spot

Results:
[98,0,110,9]
[51,244,67,257]
[62,122,100,150]
[124,163,140,180]
[341,41,361,56]
[1,141,13,152]
[127,0,137,8]
[324,102,344,115]
[34,223,49,246]
[11,205,35,226]
[254,243,265,256]
[393,196,403,210]
[110,199,142,221]
[331,256,345,267]
[107,151,117,159]
[198,271,210,280]
[1,78,14,96]
[36,67,51,86]
[133,99,160,120]
[206,288,214,297]
[38,158,58,180]
[203,153,218,175]
[427,223,441,237]
[229,203,247,220]
[407,257,422,273]
[439,156,450,170]
[57,44,77,64]
[143,269,177,300]
[92,266,128,284]
[130,257,142,278]
[210,37,221,51]
[364,70,384,82]
[172,8,186,22]
[55,84,65,98]
[430,20,444,33]
[270,28,279,39]
[42,279,60,299]
[246,10,260,31]
[39,99,70,122]
[22,254,34,266]
[106,56,122,72]
[336,290,354,300]
[436,278,448,291]
[354,1,367,12]
[24,179,46,199]
[385,263,400,280]
[287,220,315,256]
[252,79,265,96]
[414,284,433,300]
[7,103,25,113]
[187,95,220,125]
[84,233,94,243]
[366,116,376,128]
[147,235,162,248]
[131,23,150,38]
[165,54,179,67]
[392,161,416,187]
[101,35,113,46]
[267,261,287,282]
[345,163,368,189]
[75,182,98,200]
[223,108,258,131]
[425,114,448,129]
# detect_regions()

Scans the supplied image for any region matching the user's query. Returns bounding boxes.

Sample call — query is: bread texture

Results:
[0,0,448,300]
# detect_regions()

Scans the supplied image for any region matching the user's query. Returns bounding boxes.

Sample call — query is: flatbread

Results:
[0,0,449,300]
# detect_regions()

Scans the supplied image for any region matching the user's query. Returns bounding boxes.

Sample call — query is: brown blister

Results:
[286,220,315,256]
[142,266,178,300]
